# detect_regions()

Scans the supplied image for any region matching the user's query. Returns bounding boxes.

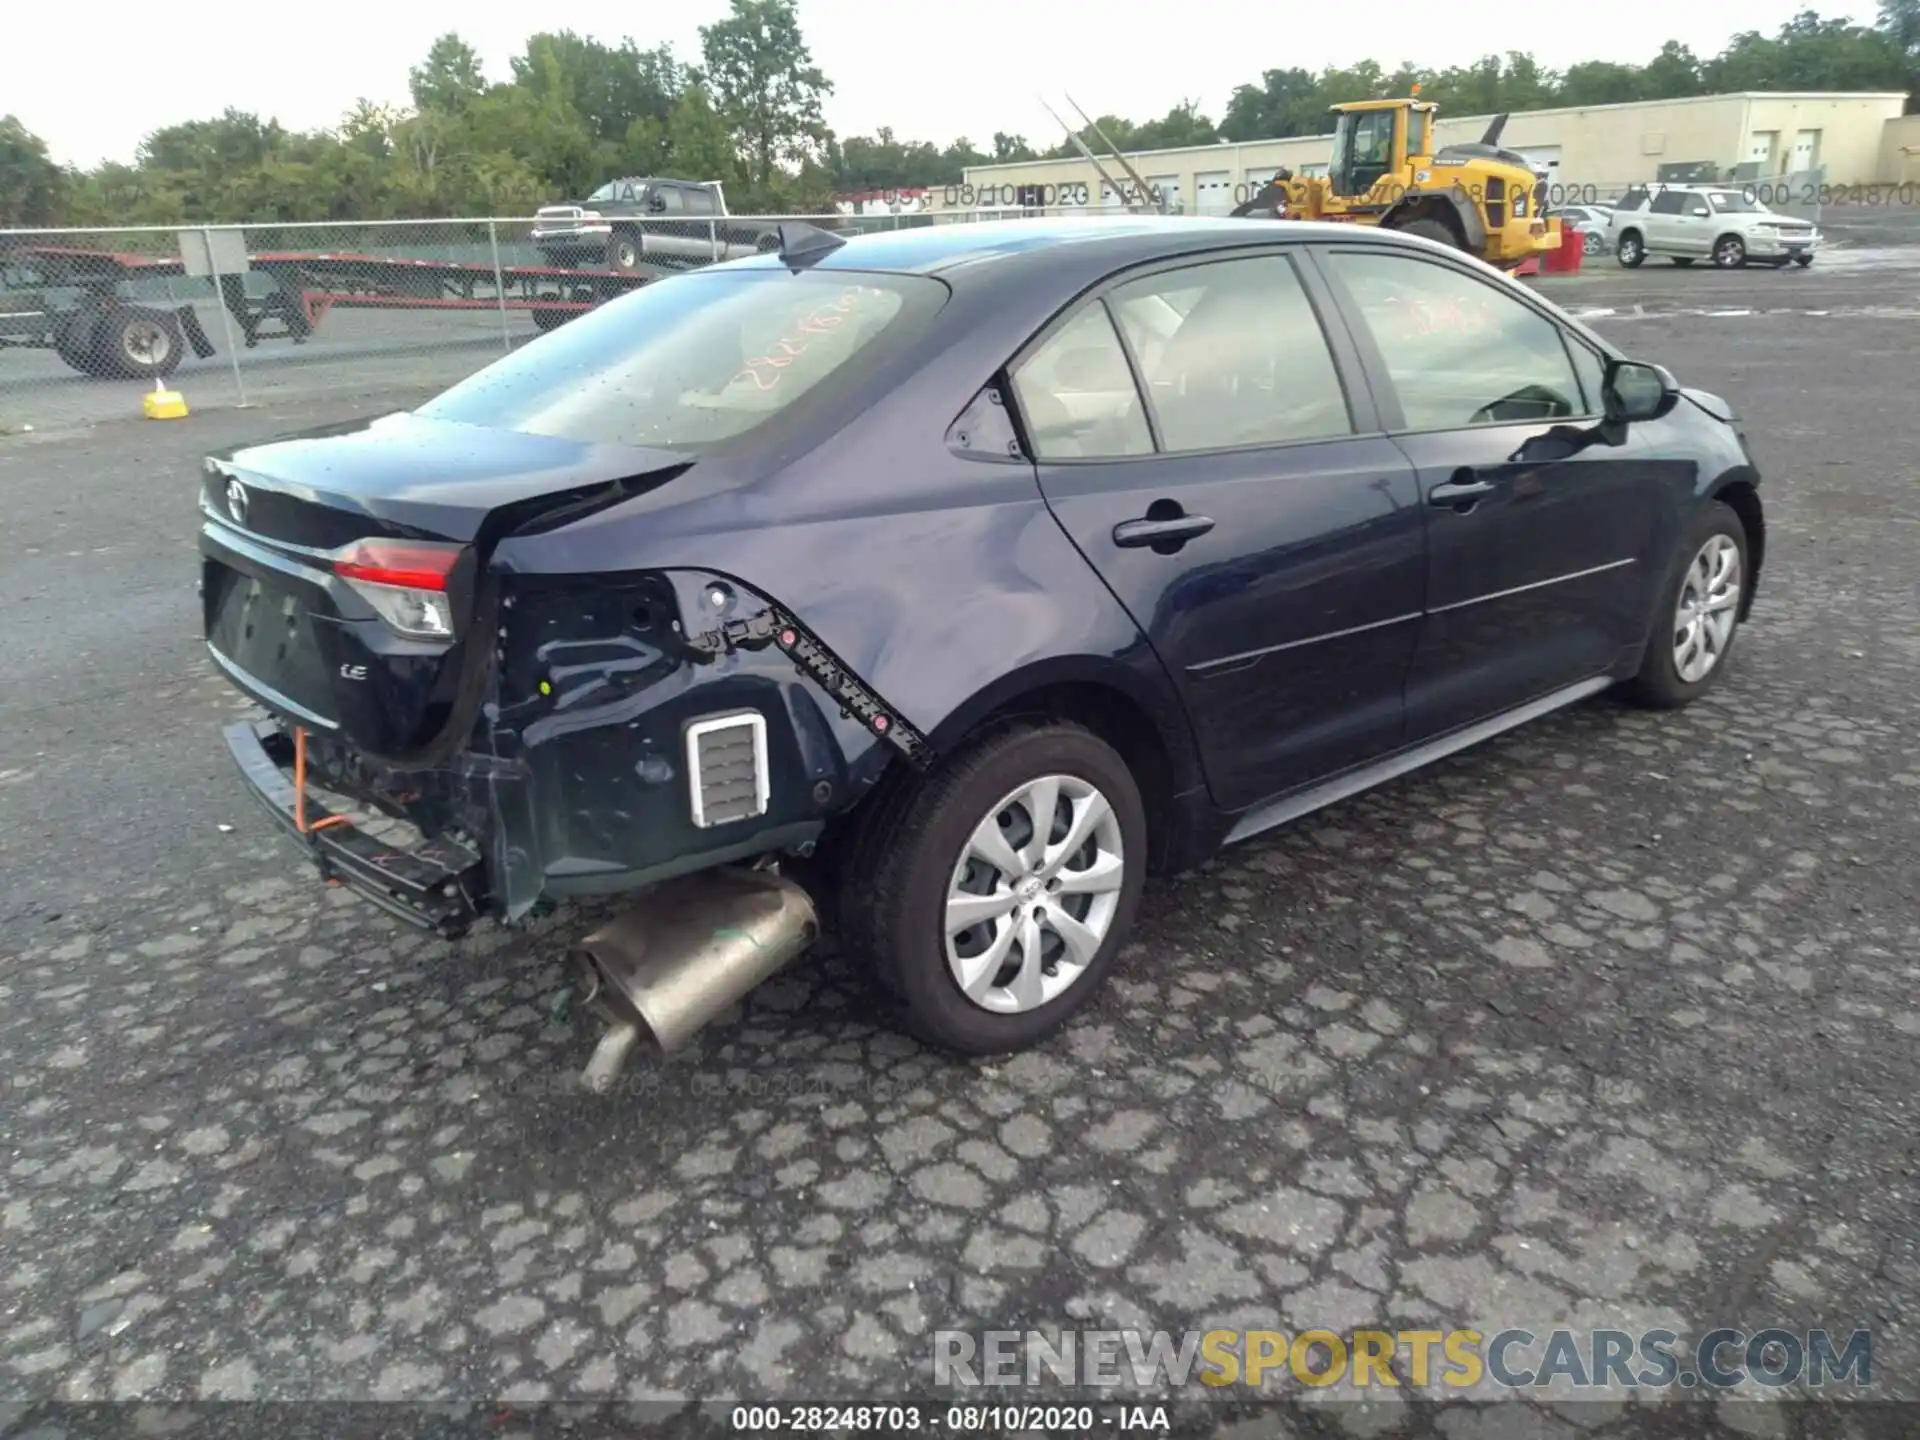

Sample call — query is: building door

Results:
[1193,170,1232,215]
[1145,175,1182,213]
[1746,132,1779,172]
[1791,130,1821,174]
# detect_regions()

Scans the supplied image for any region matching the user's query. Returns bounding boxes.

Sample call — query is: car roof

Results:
[722,215,1457,279]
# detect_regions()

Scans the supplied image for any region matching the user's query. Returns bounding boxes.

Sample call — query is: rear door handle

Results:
[1113,514,1216,549]
[1429,473,1496,508]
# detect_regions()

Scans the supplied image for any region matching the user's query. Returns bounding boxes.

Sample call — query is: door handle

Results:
[1113,513,1216,549]
[1429,471,1496,509]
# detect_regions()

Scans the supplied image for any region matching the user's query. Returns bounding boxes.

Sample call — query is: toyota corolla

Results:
[198,217,1764,1086]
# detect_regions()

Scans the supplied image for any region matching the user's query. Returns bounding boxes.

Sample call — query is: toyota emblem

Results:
[226,478,248,526]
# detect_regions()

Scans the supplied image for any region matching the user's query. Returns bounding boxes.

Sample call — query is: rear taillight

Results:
[332,539,462,640]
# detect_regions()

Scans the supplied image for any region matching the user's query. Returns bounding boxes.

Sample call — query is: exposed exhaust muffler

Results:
[572,866,818,1094]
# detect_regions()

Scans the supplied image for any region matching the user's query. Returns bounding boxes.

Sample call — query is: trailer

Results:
[0,240,666,380]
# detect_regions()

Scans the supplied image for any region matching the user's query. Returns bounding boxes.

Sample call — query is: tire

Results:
[1621,501,1750,709]
[1794,254,1813,268]
[1582,230,1604,256]
[1615,230,1645,267]
[1672,257,1694,268]
[1713,234,1747,268]
[606,230,643,273]
[755,231,782,253]
[837,722,1147,1055]
[1391,216,1462,250]
[531,307,570,332]
[95,305,183,380]
[53,306,113,376]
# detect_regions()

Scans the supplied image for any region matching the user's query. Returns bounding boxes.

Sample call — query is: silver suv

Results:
[1609,184,1819,269]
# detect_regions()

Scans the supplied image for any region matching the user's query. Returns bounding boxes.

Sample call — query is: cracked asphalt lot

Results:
[2,259,1918,1435]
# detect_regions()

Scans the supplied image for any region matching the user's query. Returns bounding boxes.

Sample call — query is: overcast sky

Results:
[13,0,1880,168]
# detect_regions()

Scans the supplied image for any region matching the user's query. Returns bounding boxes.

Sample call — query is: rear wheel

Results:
[1615,230,1645,267]
[1672,257,1695,268]
[1622,502,1749,709]
[606,230,643,273]
[1581,230,1604,256]
[1713,234,1747,268]
[837,723,1147,1055]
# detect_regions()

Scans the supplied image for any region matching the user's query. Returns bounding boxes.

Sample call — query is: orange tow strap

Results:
[294,726,308,834]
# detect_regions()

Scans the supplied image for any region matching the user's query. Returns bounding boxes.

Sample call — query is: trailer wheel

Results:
[96,305,184,380]
[531,308,570,332]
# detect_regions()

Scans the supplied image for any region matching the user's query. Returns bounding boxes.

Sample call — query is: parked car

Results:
[1609,184,1818,268]
[1551,204,1615,256]
[199,217,1765,1076]
[531,177,779,272]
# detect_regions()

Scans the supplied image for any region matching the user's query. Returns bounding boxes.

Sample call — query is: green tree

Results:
[1642,41,1705,98]
[699,0,832,192]
[511,32,685,146]
[409,33,487,115]
[1559,61,1642,106]
[0,116,69,225]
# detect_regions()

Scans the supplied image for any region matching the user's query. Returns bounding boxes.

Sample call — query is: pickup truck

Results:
[531,178,781,272]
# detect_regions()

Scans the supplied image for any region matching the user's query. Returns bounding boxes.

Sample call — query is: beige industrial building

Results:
[937,92,1914,215]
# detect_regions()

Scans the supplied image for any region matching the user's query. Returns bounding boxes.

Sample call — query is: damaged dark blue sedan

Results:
[199,216,1764,1081]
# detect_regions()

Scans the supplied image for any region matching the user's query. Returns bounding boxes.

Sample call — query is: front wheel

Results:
[1390,216,1464,250]
[1615,231,1645,268]
[837,723,1147,1055]
[1621,503,1749,709]
[1672,257,1695,268]
[1794,253,1814,268]
[1582,230,1604,256]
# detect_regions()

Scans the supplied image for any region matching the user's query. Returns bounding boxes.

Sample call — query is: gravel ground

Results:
[2,258,1919,1437]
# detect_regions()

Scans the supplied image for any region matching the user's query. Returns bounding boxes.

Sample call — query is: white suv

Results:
[1609,184,1819,269]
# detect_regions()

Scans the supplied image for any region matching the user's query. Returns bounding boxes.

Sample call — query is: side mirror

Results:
[1604,359,1679,423]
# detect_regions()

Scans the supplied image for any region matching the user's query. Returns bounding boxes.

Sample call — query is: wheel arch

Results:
[1706,473,1765,620]
[921,659,1210,873]
[1383,194,1482,252]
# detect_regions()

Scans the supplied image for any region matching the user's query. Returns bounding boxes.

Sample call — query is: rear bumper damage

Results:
[214,568,929,933]
[222,718,488,937]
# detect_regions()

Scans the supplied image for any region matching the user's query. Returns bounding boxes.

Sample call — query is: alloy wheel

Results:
[1672,534,1742,683]
[943,774,1125,1015]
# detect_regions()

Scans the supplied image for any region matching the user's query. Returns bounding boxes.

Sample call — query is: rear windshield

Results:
[418,269,945,451]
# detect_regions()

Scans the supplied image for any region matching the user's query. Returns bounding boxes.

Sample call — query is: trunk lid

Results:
[200,412,691,757]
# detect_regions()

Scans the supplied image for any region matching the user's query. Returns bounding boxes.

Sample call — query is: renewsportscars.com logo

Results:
[933,1327,1872,1392]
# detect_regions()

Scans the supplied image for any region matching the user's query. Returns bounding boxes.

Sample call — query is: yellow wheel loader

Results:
[1230,97,1561,270]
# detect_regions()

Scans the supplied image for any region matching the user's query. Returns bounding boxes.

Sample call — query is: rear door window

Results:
[1106,254,1353,452]
[419,271,945,451]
